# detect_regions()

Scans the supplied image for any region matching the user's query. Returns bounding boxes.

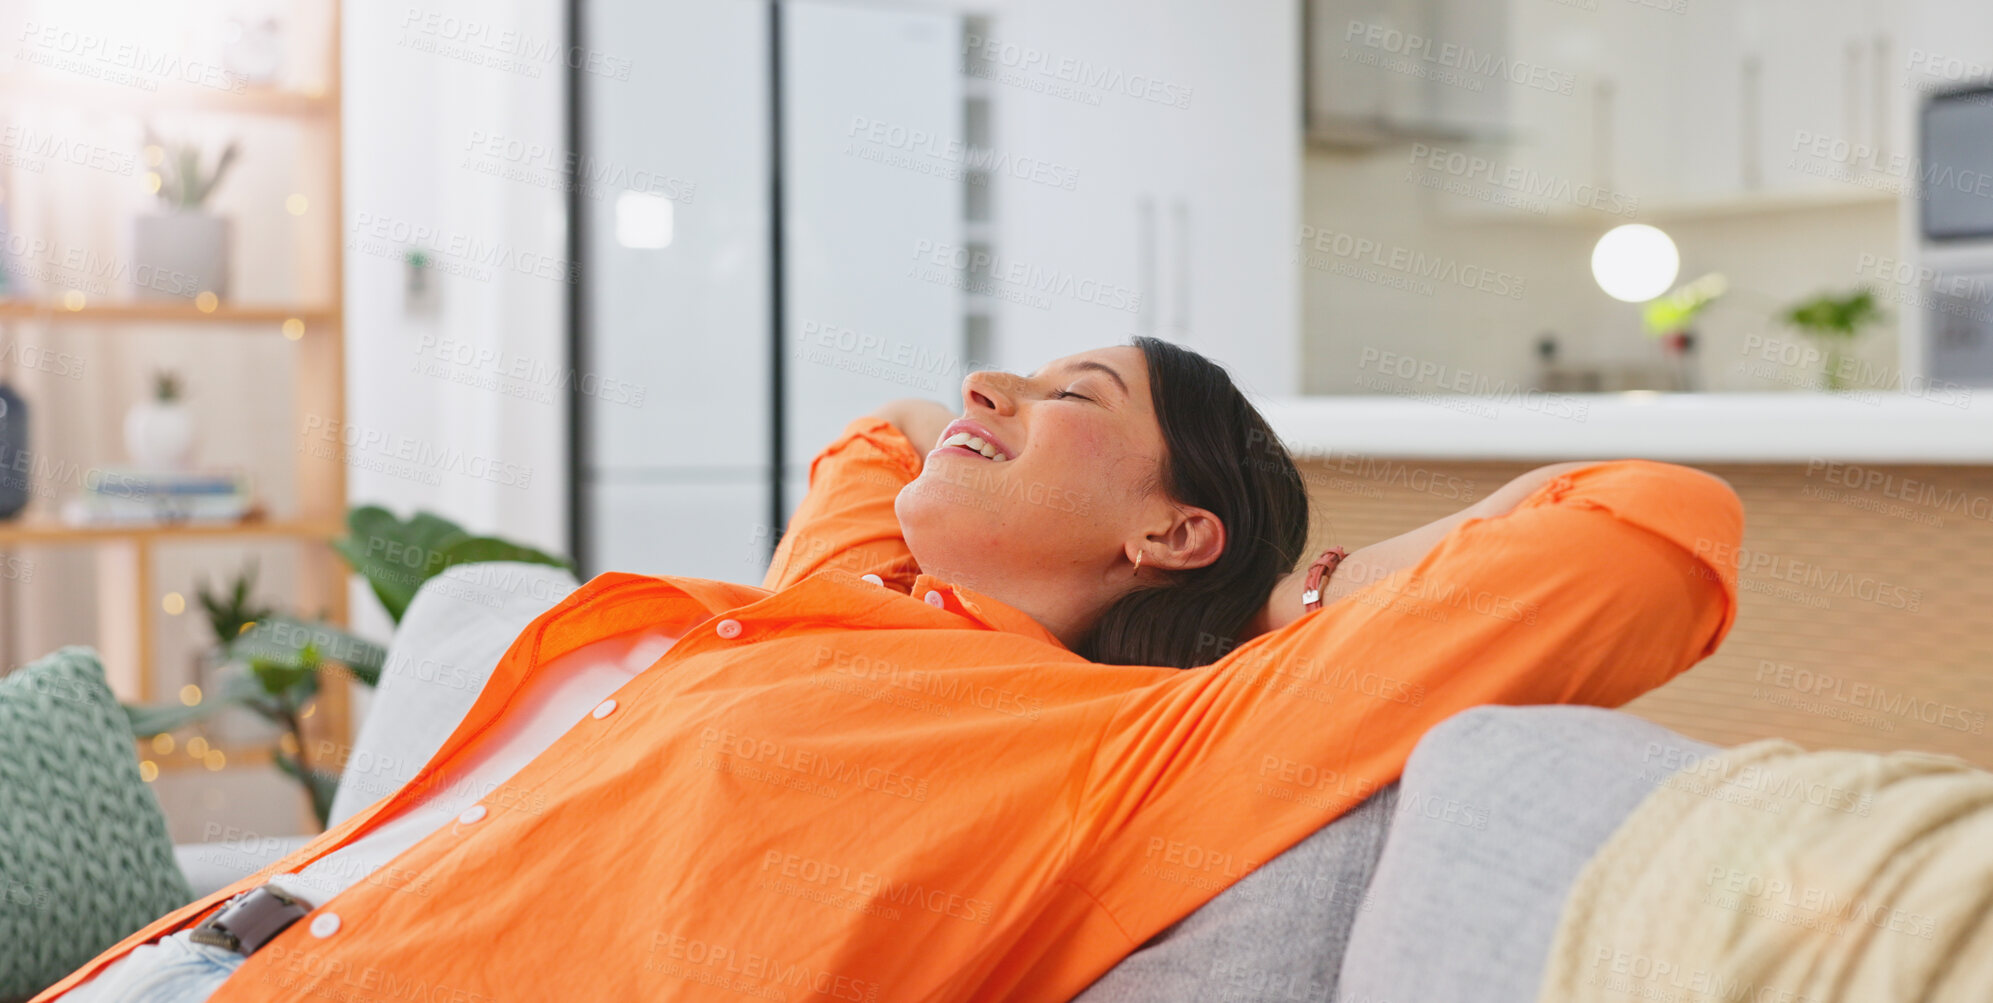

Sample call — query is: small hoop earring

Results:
[1132,551,1144,573]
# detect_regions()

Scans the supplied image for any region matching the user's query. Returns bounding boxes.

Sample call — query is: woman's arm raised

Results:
[760,399,955,592]
[1248,461,1606,637]
[867,398,957,462]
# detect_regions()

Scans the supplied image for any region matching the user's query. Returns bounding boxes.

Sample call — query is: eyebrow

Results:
[1025,360,1130,397]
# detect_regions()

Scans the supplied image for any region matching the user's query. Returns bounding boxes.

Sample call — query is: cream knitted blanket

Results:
[1538,738,1993,1003]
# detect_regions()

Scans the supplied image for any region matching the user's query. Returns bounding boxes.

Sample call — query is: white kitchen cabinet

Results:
[971,0,1301,399]
[1306,0,1508,146]
[781,1,966,512]
[1444,0,1903,222]
[1755,0,1870,196]
[1428,0,1677,223]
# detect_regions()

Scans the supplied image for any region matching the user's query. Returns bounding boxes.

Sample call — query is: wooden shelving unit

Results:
[0,519,343,546]
[0,301,338,326]
[0,82,335,120]
[0,3,351,816]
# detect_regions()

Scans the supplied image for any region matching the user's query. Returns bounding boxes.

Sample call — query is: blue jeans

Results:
[56,930,245,1003]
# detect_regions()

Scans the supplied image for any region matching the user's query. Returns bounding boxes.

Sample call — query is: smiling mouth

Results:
[934,431,1010,462]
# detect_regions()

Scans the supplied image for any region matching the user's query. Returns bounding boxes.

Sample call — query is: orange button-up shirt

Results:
[40,417,1743,1003]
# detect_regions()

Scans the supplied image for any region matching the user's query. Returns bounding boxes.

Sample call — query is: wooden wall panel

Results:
[1294,457,1993,768]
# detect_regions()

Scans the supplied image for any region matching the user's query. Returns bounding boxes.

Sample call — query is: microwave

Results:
[1920,84,1993,242]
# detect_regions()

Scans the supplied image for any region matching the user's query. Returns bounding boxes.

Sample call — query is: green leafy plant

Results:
[334,506,571,625]
[151,370,184,403]
[1642,272,1729,339]
[1781,288,1886,391]
[123,507,570,826]
[144,126,240,210]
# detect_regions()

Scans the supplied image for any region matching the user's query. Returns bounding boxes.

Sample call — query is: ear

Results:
[1145,504,1226,572]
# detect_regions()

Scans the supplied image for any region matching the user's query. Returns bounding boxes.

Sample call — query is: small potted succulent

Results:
[123,507,574,826]
[132,127,240,301]
[124,369,197,470]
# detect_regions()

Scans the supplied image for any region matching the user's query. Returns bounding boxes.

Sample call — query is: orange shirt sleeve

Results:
[762,415,925,593]
[1067,459,1744,938]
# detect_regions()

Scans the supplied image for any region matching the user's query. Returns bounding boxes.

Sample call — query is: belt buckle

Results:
[189,885,311,956]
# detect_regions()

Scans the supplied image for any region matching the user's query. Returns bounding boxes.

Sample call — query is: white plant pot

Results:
[124,399,197,469]
[132,211,231,301]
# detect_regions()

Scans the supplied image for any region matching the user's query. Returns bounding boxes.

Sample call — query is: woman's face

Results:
[897,345,1222,636]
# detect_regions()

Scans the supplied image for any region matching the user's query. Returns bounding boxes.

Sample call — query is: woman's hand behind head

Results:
[868,398,958,469]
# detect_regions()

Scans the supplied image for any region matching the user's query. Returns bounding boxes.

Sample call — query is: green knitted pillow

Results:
[0,647,193,1002]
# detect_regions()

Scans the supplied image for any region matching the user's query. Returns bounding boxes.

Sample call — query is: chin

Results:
[897,475,1006,570]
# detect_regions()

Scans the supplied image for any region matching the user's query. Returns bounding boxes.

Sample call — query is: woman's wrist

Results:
[1248,462,1599,640]
[1252,561,1326,636]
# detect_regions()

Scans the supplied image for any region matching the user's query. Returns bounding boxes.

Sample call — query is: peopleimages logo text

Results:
[1344,20,1576,95]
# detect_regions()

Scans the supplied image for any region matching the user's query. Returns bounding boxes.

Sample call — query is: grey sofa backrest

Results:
[1337,704,1717,1003]
[325,562,581,826]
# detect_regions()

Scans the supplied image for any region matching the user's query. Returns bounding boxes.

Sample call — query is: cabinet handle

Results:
[1137,195,1156,336]
[1872,33,1890,161]
[1593,78,1616,193]
[1171,198,1189,336]
[1740,56,1761,190]
[1844,40,1862,150]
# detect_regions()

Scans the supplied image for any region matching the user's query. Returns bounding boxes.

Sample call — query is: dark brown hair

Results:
[1076,337,1310,669]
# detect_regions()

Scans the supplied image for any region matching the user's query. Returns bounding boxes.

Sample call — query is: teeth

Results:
[940,431,1008,461]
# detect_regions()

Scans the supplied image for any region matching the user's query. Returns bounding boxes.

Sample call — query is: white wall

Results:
[343,0,570,634]
[1299,149,1901,395]
[1298,0,1935,397]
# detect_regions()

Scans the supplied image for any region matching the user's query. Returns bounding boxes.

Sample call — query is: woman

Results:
[43,338,1742,1003]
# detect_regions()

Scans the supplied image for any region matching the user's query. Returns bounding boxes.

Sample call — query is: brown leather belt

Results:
[187,884,311,956]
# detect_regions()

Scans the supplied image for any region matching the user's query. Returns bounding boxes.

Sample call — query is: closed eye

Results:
[1051,388,1095,403]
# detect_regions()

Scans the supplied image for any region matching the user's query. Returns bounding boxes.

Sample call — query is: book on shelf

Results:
[89,468,248,498]
[61,468,255,526]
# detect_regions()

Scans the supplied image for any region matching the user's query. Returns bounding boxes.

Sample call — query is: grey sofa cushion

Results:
[1337,705,1716,1003]
[325,561,580,825]
[1072,785,1399,1003]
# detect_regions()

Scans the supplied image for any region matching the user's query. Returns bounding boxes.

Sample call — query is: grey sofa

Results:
[173,563,1713,1002]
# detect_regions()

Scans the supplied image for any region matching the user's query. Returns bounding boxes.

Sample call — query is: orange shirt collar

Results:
[910,572,1069,651]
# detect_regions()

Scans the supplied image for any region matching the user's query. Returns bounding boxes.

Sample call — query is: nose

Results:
[961,370,1020,416]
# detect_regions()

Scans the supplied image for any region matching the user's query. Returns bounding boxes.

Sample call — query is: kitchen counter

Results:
[1260,391,1993,771]
[1258,391,1993,465]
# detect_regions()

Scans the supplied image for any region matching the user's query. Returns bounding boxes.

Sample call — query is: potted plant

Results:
[123,370,197,470]
[193,561,283,749]
[132,128,239,301]
[124,506,573,826]
[1642,272,1729,392]
[1781,288,1886,391]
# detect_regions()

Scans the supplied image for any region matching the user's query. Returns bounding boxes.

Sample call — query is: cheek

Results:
[1058,428,1146,503]
[1037,420,1116,482]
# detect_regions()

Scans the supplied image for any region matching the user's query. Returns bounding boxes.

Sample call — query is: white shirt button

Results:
[924,589,945,607]
[715,618,743,639]
[458,805,487,825]
[861,574,884,586]
[591,698,617,719]
[309,913,341,938]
